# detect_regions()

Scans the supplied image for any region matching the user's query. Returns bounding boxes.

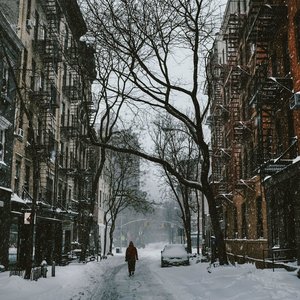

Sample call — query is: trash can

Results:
[116,247,120,254]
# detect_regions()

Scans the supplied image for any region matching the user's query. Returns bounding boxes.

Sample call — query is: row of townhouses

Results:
[0,0,112,271]
[207,0,300,265]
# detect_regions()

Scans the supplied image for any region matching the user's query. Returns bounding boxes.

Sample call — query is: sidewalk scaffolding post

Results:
[52,261,55,277]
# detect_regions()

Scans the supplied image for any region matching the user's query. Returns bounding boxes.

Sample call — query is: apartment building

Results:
[207,0,300,265]
[0,9,23,269]
[0,0,97,269]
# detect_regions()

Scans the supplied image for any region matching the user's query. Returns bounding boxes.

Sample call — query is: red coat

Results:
[125,244,138,261]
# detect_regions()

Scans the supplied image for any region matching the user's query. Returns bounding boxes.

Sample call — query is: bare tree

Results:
[81,0,227,264]
[102,143,153,256]
[152,116,201,253]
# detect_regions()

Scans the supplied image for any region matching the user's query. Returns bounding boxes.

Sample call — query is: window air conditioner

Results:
[26,19,35,30]
[16,128,24,138]
[290,92,300,109]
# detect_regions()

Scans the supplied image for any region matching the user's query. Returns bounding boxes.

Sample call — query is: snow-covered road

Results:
[91,257,175,300]
[1,243,300,300]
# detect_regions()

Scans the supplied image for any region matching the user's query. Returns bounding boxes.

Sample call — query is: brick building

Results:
[207,0,300,265]
[0,0,98,271]
[0,9,23,269]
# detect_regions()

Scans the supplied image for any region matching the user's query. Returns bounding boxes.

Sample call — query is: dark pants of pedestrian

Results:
[127,259,136,276]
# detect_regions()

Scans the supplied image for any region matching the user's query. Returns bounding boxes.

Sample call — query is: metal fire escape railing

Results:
[207,48,228,197]
[62,73,82,102]
[223,11,246,192]
[244,2,291,174]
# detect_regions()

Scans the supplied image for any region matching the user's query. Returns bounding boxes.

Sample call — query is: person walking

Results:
[125,241,138,277]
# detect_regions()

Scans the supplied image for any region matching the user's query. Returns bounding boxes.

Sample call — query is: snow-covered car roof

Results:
[162,244,188,257]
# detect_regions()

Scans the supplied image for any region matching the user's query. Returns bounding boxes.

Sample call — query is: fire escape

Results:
[222,10,245,196]
[26,0,62,209]
[59,28,96,215]
[207,50,228,199]
[245,1,294,176]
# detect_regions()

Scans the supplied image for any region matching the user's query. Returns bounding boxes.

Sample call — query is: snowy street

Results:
[1,243,300,300]
[93,258,175,300]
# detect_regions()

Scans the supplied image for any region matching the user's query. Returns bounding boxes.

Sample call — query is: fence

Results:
[262,248,297,271]
[9,266,48,281]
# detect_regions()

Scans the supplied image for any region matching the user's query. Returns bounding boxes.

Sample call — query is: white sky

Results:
[1,243,299,300]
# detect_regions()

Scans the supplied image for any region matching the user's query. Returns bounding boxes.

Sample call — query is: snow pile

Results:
[0,243,299,300]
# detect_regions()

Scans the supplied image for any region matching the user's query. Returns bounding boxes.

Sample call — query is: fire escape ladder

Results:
[246,2,288,66]
[230,97,242,189]
[62,72,82,102]
[224,13,244,67]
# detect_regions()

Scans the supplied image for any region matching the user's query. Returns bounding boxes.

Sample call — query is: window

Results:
[22,49,28,83]
[58,182,62,203]
[61,102,65,126]
[46,177,53,204]
[256,197,263,238]
[0,129,4,161]
[24,165,30,193]
[241,202,247,238]
[64,26,69,50]
[59,142,64,166]
[31,59,36,90]
[233,206,238,238]
[66,147,69,168]
[295,11,300,62]
[26,0,32,21]
[271,53,277,77]
[50,84,57,114]
[14,160,21,195]
[63,64,67,87]
[1,64,9,96]
[62,184,67,208]
[34,10,39,41]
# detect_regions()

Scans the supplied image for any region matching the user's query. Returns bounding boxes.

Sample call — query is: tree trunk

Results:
[197,192,201,255]
[24,147,40,279]
[103,212,108,256]
[109,228,114,254]
[204,184,227,265]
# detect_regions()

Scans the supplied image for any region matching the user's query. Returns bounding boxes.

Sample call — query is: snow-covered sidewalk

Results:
[0,243,299,300]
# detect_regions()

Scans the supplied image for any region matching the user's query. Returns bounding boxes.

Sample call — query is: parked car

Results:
[161,244,190,267]
[69,248,82,260]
